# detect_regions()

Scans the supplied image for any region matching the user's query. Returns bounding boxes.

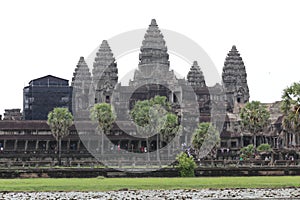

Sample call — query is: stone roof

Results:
[0,120,50,130]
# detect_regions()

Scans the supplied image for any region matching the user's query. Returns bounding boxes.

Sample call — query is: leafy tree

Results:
[130,96,178,162]
[257,143,272,153]
[240,101,270,147]
[176,152,196,177]
[192,122,220,159]
[90,103,116,154]
[130,96,171,129]
[160,113,181,157]
[239,144,255,160]
[160,113,180,143]
[281,82,300,146]
[47,107,73,165]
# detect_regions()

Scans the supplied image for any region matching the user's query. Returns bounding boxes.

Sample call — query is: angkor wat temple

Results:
[0,19,298,166]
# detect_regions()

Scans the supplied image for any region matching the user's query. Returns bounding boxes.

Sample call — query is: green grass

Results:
[0,176,299,192]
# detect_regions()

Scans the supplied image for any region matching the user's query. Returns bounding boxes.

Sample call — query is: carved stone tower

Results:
[222,45,249,113]
[71,56,92,113]
[92,40,118,103]
[187,61,206,87]
[130,19,175,86]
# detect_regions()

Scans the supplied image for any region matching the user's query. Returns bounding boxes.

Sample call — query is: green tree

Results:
[192,122,220,159]
[90,103,116,155]
[47,107,73,165]
[257,143,272,153]
[160,113,181,157]
[240,101,270,147]
[240,144,255,160]
[130,96,177,162]
[160,113,180,143]
[281,82,300,147]
[176,152,196,177]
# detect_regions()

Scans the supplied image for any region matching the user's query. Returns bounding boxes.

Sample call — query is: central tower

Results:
[130,19,175,86]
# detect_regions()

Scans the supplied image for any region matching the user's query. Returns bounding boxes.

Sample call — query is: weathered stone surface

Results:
[92,40,118,103]
[130,19,176,86]
[187,61,206,87]
[222,45,250,112]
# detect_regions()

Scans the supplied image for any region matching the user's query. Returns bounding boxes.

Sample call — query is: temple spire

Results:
[71,56,92,115]
[130,19,172,86]
[71,56,91,88]
[187,61,206,87]
[92,40,118,103]
[92,40,115,78]
[150,19,157,26]
[222,45,249,112]
[139,19,169,66]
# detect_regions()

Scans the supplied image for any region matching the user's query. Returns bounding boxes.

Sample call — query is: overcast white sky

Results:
[0,0,300,116]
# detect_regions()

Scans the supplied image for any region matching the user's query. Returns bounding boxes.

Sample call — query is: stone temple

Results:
[0,19,297,166]
[71,19,250,151]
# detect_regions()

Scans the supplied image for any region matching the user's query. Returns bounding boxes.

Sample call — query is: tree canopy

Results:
[90,103,116,133]
[47,107,73,165]
[130,96,180,153]
[257,143,272,153]
[240,101,270,147]
[281,82,300,134]
[240,101,270,133]
[160,113,181,143]
[240,144,255,160]
[192,122,220,157]
[130,95,171,128]
[47,107,73,141]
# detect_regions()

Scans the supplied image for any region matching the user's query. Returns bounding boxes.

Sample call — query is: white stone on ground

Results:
[1,188,300,199]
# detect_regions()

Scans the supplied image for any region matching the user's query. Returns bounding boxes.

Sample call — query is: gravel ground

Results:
[1,188,300,199]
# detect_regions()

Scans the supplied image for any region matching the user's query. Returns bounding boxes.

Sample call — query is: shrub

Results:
[240,144,255,160]
[176,152,196,177]
[257,143,272,152]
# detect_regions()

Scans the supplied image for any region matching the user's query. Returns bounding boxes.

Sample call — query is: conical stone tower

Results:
[222,45,249,112]
[130,19,175,86]
[187,61,206,87]
[72,56,92,90]
[92,40,118,103]
[71,56,92,117]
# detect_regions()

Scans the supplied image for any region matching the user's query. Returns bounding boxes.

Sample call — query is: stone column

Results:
[67,139,70,151]
[25,140,28,151]
[77,140,81,151]
[292,133,296,146]
[128,140,131,151]
[14,140,18,151]
[35,140,39,151]
[46,141,49,151]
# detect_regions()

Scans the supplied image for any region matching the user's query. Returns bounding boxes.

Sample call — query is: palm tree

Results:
[90,103,116,155]
[281,82,300,147]
[240,101,270,148]
[192,122,220,159]
[160,113,181,157]
[47,107,73,165]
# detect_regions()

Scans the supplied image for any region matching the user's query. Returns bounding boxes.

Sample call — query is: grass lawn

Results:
[0,176,299,192]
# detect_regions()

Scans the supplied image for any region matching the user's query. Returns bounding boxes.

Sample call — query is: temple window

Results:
[106,96,110,103]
